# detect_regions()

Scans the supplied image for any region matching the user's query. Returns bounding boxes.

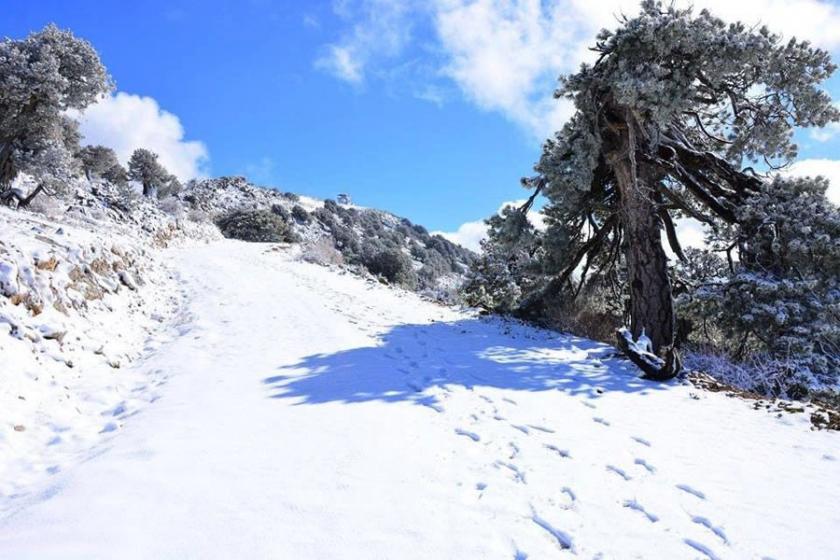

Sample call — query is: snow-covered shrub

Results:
[361,245,417,288]
[677,177,840,395]
[215,210,297,243]
[291,204,310,224]
[158,196,185,218]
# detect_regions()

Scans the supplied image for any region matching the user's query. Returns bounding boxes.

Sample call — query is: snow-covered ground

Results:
[1,240,838,559]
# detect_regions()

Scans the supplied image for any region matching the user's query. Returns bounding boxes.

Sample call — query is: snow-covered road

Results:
[1,241,839,559]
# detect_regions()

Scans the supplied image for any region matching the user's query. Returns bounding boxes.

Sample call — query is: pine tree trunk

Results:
[608,116,676,355]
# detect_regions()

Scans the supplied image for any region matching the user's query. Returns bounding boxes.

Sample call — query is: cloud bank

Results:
[71,92,209,181]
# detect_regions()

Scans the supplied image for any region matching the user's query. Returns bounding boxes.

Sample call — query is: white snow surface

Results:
[1,240,839,559]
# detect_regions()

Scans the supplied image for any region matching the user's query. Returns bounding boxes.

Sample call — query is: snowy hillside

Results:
[177,176,476,299]
[0,198,218,506]
[1,237,838,559]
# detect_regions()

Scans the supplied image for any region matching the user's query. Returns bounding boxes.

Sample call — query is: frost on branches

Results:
[469,1,839,393]
[0,25,112,207]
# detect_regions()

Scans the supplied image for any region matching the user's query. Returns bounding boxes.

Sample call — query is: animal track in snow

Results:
[455,428,480,442]
[634,458,656,474]
[508,442,521,459]
[606,465,631,481]
[502,397,518,405]
[581,400,597,409]
[511,424,530,435]
[631,436,651,447]
[691,516,729,544]
[676,484,706,500]
[593,417,611,426]
[623,499,659,522]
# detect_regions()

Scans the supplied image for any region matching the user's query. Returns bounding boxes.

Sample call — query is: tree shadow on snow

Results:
[262,318,669,407]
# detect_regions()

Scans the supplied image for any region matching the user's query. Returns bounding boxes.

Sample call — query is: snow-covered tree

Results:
[518,1,838,378]
[679,177,840,393]
[0,24,112,206]
[463,205,542,313]
[128,149,175,198]
[78,145,128,184]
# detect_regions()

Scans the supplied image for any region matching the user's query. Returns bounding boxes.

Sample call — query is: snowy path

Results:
[1,241,839,559]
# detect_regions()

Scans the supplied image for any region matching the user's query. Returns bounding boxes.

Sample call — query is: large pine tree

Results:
[518,1,838,378]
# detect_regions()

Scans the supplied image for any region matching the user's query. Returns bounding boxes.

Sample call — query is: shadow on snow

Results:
[262,318,669,407]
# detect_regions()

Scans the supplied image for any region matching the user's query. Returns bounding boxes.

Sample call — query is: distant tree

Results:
[128,148,174,198]
[515,1,838,378]
[78,145,127,182]
[0,24,112,206]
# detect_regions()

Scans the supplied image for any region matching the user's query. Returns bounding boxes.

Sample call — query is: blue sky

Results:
[6,0,840,247]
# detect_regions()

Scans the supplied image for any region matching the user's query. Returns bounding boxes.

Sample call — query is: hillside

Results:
[1,238,838,559]
[177,177,476,300]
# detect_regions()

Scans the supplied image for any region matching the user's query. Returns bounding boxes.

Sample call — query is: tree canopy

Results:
[490,1,838,379]
[0,24,112,206]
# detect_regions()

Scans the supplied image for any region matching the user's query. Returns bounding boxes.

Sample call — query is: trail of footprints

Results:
[382,327,732,559]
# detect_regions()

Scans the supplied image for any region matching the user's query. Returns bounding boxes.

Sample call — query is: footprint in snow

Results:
[544,444,571,459]
[508,442,521,459]
[691,515,729,545]
[676,484,706,500]
[561,486,576,503]
[527,424,555,434]
[623,499,659,522]
[529,506,573,551]
[511,424,530,435]
[502,397,518,406]
[593,417,611,426]
[606,465,631,481]
[634,458,656,474]
[581,401,597,409]
[683,539,721,560]
[631,436,652,447]
[495,461,526,484]
[455,428,480,442]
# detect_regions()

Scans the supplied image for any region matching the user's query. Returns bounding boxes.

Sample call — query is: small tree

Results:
[79,145,127,182]
[518,1,838,378]
[0,24,112,206]
[128,148,173,198]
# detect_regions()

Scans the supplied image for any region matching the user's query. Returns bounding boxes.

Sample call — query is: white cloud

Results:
[315,0,413,84]
[434,219,488,251]
[318,0,840,137]
[784,158,840,204]
[434,199,546,252]
[71,92,209,181]
[432,0,840,139]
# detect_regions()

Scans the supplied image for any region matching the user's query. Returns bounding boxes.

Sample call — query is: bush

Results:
[270,204,290,220]
[362,246,416,288]
[215,209,297,243]
[291,204,310,223]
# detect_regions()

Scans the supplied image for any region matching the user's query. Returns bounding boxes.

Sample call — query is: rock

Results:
[119,270,138,291]
[0,261,20,296]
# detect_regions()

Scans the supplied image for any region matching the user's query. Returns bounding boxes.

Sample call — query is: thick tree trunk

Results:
[607,116,676,355]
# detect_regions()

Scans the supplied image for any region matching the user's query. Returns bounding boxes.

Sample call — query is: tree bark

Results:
[607,114,676,355]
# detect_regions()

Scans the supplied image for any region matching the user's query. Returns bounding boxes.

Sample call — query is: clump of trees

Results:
[469,1,840,392]
[310,200,474,292]
[0,25,187,211]
[216,209,298,243]
[0,24,112,206]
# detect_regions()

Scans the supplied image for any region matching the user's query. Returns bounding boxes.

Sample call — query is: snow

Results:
[1,239,839,559]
